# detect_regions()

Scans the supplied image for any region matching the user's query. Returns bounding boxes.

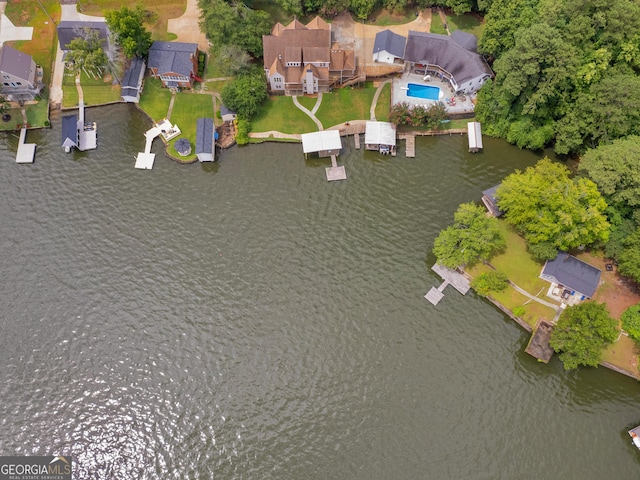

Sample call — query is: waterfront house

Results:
[121,57,146,103]
[403,30,493,94]
[262,17,355,95]
[195,118,215,162]
[147,42,199,90]
[481,184,504,217]
[57,21,109,51]
[0,45,43,102]
[301,130,342,158]
[364,121,397,154]
[372,30,407,65]
[540,252,602,304]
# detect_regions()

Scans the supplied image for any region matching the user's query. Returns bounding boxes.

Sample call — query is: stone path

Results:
[292,96,323,130]
[369,80,391,121]
[508,280,563,323]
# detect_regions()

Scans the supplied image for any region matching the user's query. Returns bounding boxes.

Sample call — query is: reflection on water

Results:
[0,105,638,479]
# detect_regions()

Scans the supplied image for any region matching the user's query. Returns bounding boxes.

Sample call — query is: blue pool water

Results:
[406,83,441,101]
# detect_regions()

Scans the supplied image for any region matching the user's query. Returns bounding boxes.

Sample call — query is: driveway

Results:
[167,0,209,52]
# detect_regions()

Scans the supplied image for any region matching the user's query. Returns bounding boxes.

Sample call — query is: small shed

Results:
[364,121,396,155]
[467,121,483,153]
[372,30,407,64]
[195,118,215,162]
[220,105,237,123]
[301,130,342,158]
[540,252,602,303]
[61,114,78,152]
[121,57,146,103]
[482,184,504,217]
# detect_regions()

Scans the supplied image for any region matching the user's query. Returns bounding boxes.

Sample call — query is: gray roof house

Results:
[195,118,215,162]
[450,30,478,52]
[404,31,493,94]
[0,45,43,102]
[147,41,199,89]
[220,105,236,123]
[372,30,406,65]
[57,21,109,50]
[540,252,602,302]
[121,57,146,103]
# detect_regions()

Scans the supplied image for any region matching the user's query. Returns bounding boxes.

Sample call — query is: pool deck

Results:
[392,73,476,114]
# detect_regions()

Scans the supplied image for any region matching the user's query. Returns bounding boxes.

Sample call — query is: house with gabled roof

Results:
[262,17,355,95]
[147,41,199,90]
[0,45,43,102]
[372,30,406,65]
[121,57,146,103]
[540,252,602,305]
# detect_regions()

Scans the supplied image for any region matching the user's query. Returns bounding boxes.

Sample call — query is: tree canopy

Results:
[221,69,268,119]
[433,202,506,268]
[621,304,640,343]
[105,6,152,58]
[497,158,610,260]
[549,302,618,370]
[65,29,108,75]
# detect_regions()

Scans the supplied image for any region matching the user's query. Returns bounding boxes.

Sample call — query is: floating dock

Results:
[425,263,470,305]
[15,128,36,164]
[326,155,347,181]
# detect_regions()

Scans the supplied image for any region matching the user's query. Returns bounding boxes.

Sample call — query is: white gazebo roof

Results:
[364,121,396,146]
[301,130,342,153]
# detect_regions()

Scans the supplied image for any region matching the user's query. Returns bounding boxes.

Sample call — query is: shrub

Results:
[236,118,250,145]
[622,304,640,342]
[471,270,509,297]
[513,306,526,317]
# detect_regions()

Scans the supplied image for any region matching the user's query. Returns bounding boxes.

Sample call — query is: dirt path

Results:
[167,0,209,52]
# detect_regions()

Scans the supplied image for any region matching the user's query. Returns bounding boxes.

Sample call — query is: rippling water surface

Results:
[0,105,639,478]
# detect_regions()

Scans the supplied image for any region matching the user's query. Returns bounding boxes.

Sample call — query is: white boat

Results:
[628,426,640,450]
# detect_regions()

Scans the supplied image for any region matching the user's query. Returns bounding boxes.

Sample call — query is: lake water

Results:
[0,104,639,478]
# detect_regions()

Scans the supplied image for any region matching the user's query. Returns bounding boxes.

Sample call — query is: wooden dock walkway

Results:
[15,127,36,164]
[325,154,347,181]
[425,264,471,305]
[399,134,415,157]
[354,133,361,149]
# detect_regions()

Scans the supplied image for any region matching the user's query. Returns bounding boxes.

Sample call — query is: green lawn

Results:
[315,84,376,128]
[296,96,317,111]
[375,83,391,122]
[139,78,173,122]
[448,117,475,129]
[25,101,50,126]
[166,92,215,161]
[79,0,186,40]
[62,69,122,107]
[429,12,447,34]
[445,13,484,38]
[250,96,317,134]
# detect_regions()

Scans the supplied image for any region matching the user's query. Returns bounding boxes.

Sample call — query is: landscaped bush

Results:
[512,306,526,317]
[622,304,640,342]
[236,119,250,145]
[471,270,509,297]
[390,101,447,129]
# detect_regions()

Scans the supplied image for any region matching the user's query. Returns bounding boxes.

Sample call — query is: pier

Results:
[424,263,470,305]
[354,133,361,149]
[326,155,347,181]
[135,119,180,169]
[399,134,415,157]
[525,320,554,363]
[15,128,36,164]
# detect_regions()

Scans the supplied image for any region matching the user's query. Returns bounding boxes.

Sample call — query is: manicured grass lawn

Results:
[375,83,391,122]
[315,84,376,128]
[79,0,185,40]
[448,117,475,129]
[296,96,317,111]
[25,101,51,126]
[205,80,230,94]
[166,91,214,161]
[250,96,317,134]
[139,78,172,122]
[445,13,483,38]
[0,108,25,131]
[62,70,121,106]
[429,12,447,34]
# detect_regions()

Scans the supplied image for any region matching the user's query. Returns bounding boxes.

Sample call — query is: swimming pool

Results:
[406,83,441,101]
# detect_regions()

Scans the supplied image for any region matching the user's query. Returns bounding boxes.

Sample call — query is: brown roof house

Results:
[262,17,355,95]
[0,45,44,102]
[147,41,199,90]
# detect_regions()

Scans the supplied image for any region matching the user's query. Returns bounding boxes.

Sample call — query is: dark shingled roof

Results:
[541,252,602,298]
[373,30,406,59]
[220,105,236,117]
[482,184,504,217]
[121,57,145,88]
[148,41,198,77]
[404,31,492,85]
[61,115,78,148]
[451,30,478,52]
[0,45,34,82]
[57,21,108,50]
[196,118,214,155]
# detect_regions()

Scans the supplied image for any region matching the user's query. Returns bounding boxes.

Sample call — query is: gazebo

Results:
[174,138,192,156]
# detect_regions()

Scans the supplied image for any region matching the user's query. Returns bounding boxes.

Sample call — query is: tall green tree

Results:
[221,69,267,119]
[618,227,640,284]
[433,202,506,268]
[105,6,152,58]
[550,302,618,370]
[497,158,610,259]
[65,29,108,74]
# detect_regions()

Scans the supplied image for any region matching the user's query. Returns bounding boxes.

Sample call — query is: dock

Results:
[467,121,483,153]
[424,263,470,305]
[15,128,36,164]
[135,119,181,169]
[354,133,361,149]
[325,154,347,181]
[524,320,555,363]
[400,134,415,157]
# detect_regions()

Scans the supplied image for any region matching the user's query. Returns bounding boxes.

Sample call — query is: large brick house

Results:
[262,17,356,95]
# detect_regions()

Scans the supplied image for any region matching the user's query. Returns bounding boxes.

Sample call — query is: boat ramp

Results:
[425,263,470,305]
